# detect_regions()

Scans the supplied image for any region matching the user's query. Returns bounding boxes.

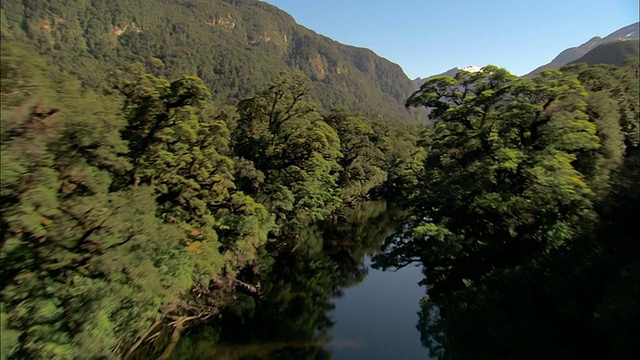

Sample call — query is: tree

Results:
[322,109,387,203]
[416,149,640,360]
[1,44,195,359]
[564,62,639,148]
[376,66,600,293]
[117,65,274,278]
[369,117,423,200]
[561,62,638,198]
[232,72,342,232]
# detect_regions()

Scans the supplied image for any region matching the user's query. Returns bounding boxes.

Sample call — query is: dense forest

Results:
[0,0,421,122]
[0,42,420,358]
[374,60,640,359]
[1,0,639,359]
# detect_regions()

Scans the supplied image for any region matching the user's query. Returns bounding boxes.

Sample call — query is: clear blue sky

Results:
[261,0,639,79]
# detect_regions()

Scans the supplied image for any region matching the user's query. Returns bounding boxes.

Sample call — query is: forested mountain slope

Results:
[569,40,640,67]
[526,22,639,76]
[0,0,420,121]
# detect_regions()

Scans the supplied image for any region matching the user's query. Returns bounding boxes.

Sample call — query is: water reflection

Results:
[171,201,426,359]
[380,151,640,360]
[328,258,430,360]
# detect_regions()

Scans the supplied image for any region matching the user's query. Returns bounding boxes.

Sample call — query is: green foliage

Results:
[232,72,342,230]
[558,61,639,198]
[369,117,424,199]
[4,40,415,358]
[416,149,640,360]
[3,3,636,356]
[564,61,640,147]
[1,44,195,359]
[373,63,639,359]
[322,109,387,203]
[1,42,278,360]
[0,0,419,122]
[116,65,270,279]
[378,66,601,292]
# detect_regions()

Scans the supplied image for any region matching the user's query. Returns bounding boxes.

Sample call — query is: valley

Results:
[1,1,638,359]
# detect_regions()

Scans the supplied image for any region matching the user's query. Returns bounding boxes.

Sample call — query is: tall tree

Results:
[232,72,342,232]
[1,44,195,359]
[376,66,600,293]
[322,109,387,203]
[565,61,639,147]
[562,62,638,198]
[116,65,273,277]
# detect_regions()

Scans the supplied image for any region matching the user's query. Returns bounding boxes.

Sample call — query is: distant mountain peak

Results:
[458,65,482,73]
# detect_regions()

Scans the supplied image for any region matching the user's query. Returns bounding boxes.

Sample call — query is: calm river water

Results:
[169,202,433,359]
[326,257,431,359]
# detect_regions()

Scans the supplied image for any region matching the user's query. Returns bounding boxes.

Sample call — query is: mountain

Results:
[526,22,639,76]
[0,0,420,121]
[412,65,482,88]
[569,40,640,67]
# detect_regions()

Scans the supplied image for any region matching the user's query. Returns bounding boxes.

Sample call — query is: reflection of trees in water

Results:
[170,201,402,359]
[417,151,640,360]
[322,201,402,290]
[371,63,640,360]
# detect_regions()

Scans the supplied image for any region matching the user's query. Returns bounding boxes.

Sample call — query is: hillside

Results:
[526,22,639,76]
[0,0,420,121]
[569,40,640,67]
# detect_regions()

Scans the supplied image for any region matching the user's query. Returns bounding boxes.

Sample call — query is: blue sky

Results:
[261,0,639,79]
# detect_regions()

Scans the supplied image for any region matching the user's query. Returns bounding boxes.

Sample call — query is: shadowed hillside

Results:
[570,40,640,67]
[525,22,639,76]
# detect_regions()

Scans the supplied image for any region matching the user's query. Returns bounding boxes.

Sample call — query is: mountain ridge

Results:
[525,22,639,76]
[0,0,421,121]
[569,40,640,67]
[411,22,639,84]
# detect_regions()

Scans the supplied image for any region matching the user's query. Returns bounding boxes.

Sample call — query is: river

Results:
[168,149,640,359]
[168,201,432,359]
[326,258,430,359]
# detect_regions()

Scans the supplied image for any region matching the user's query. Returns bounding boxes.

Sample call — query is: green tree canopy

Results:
[232,72,342,233]
[322,109,387,203]
[376,66,600,293]
[116,64,274,278]
[1,44,196,359]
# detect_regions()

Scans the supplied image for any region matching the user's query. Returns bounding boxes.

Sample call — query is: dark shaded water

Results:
[169,149,640,360]
[166,147,640,360]
[170,201,431,359]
